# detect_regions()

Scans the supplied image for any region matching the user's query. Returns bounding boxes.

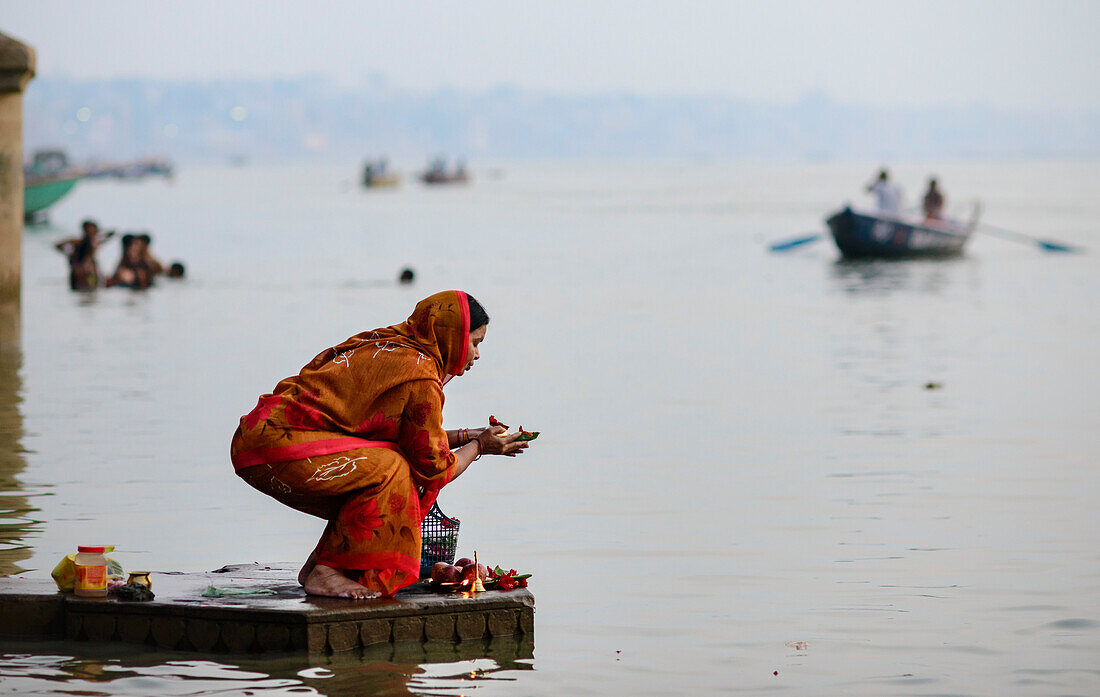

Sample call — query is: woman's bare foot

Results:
[304,564,380,599]
[298,548,318,586]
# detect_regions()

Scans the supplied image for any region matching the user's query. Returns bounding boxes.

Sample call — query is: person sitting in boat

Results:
[865,169,903,214]
[921,178,945,221]
[54,219,114,291]
[106,234,154,289]
[230,291,532,599]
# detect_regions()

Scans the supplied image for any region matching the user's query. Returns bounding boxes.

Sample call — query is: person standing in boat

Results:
[865,169,903,214]
[54,219,114,291]
[921,177,945,221]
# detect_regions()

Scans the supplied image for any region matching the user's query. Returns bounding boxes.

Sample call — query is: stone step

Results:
[0,562,534,655]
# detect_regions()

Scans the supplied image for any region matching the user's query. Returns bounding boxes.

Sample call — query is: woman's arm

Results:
[446,428,486,449]
[449,440,482,480]
[447,425,529,482]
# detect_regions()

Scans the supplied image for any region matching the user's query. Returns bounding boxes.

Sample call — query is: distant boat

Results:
[420,169,469,185]
[83,156,173,180]
[24,176,81,221]
[419,157,469,185]
[362,159,400,188]
[826,206,976,258]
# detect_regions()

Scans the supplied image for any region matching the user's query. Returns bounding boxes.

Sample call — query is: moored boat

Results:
[826,206,975,259]
[24,176,80,222]
[23,149,83,222]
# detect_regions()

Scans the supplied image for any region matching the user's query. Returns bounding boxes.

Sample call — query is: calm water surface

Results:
[1,160,1098,695]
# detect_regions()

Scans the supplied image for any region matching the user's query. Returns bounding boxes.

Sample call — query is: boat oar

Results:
[975,223,1082,253]
[768,233,823,252]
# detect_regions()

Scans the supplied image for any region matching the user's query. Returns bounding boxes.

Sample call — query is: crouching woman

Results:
[230,290,529,598]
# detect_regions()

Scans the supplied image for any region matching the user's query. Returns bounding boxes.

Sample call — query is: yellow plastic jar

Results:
[73,545,108,597]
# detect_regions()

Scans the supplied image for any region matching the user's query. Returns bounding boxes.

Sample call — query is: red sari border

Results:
[454,290,471,375]
[231,437,400,470]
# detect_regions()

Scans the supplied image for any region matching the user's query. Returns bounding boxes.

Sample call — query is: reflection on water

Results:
[829,257,972,296]
[0,635,533,697]
[0,324,43,575]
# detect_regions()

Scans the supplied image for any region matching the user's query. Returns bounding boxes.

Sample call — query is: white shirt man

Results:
[866,170,903,214]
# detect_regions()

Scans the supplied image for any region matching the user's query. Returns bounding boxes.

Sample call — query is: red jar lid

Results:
[77,545,106,553]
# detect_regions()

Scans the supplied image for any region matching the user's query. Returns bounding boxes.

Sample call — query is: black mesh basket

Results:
[419,502,460,578]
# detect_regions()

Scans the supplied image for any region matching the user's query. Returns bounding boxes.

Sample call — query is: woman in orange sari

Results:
[231,291,529,598]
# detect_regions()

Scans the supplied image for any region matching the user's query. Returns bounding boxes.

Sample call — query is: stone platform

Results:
[0,563,534,655]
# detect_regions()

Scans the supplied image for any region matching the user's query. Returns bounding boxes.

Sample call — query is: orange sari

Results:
[230,290,472,596]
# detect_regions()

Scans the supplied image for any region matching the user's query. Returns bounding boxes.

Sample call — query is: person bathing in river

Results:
[230,291,531,598]
[106,234,154,289]
[133,233,165,277]
[54,219,114,290]
[921,177,945,221]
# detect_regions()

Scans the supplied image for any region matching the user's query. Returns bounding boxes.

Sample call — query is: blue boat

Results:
[826,206,975,258]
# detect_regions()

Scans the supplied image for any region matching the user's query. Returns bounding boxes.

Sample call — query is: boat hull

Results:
[363,175,400,188]
[826,207,971,259]
[24,177,80,220]
[420,172,469,185]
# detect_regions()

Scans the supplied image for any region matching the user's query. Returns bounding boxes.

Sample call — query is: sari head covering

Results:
[373,290,472,383]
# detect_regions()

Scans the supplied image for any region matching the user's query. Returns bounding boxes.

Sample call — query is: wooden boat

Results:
[362,160,400,188]
[23,149,83,221]
[419,157,470,185]
[419,169,469,185]
[24,176,81,221]
[826,206,974,258]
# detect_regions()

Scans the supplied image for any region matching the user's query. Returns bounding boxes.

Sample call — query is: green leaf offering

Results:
[515,430,539,442]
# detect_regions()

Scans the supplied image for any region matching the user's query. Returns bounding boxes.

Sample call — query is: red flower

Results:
[408,401,431,427]
[283,401,328,430]
[387,492,406,515]
[242,395,281,430]
[358,411,398,440]
[489,567,529,591]
[343,497,384,541]
[405,429,434,468]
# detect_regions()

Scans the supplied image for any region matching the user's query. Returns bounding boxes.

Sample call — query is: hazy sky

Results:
[3,0,1098,110]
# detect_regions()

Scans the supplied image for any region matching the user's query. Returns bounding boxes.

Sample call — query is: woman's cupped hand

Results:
[477,423,530,457]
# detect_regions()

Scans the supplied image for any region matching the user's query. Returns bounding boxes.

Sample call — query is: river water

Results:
[1,160,1098,696]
